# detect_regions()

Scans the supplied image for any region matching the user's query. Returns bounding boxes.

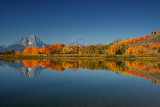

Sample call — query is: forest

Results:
[1,31,160,57]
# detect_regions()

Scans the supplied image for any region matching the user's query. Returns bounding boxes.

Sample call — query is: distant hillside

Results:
[130,33,160,47]
[115,31,160,47]
[0,34,49,52]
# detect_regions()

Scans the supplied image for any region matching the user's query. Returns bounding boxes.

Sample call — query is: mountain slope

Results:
[6,44,26,52]
[2,34,49,52]
[130,33,160,47]
[0,46,4,52]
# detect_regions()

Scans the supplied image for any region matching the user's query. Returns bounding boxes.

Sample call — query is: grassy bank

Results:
[1,54,160,60]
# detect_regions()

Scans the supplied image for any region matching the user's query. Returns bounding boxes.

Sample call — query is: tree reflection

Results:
[1,59,160,84]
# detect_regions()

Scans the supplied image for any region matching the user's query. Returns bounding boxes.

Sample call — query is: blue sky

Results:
[0,0,160,46]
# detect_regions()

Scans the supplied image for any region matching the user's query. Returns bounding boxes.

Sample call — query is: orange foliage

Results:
[117,31,160,45]
[149,42,157,50]
[23,46,32,54]
[126,47,134,54]
[108,45,117,55]
[133,45,147,54]
[15,51,21,55]
[21,31,160,56]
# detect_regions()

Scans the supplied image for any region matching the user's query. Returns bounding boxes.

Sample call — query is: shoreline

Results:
[1,54,160,60]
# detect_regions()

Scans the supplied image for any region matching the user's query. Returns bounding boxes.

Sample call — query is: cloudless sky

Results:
[0,0,160,46]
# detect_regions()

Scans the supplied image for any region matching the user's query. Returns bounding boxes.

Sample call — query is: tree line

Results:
[1,31,160,56]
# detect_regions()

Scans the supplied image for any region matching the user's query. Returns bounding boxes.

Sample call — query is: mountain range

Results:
[0,34,49,52]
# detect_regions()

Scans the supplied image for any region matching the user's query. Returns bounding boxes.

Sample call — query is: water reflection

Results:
[0,60,43,78]
[1,59,160,84]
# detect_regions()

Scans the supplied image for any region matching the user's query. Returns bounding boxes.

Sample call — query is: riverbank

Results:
[1,54,160,60]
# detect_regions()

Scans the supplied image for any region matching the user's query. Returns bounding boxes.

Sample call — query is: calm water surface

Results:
[0,59,160,107]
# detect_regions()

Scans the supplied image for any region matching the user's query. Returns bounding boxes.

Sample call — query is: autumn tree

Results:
[32,47,40,54]
[132,45,147,54]
[70,45,79,54]
[15,51,21,55]
[48,44,65,54]
[62,46,70,54]
[126,47,134,54]
[108,45,117,55]
[149,42,157,50]
[23,46,32,55]
[79,46,85,54]
[116,44,126,54]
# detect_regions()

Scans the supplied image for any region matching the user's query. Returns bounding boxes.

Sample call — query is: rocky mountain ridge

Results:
[0,34,49,52]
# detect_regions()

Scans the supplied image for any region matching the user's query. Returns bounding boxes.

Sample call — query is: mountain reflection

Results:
[1,59,160,84]
[0,60,43,78]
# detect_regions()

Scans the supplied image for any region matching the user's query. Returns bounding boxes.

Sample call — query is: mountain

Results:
[0,46,4,52]
[1,34,49,52]
[14,34,48,48]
